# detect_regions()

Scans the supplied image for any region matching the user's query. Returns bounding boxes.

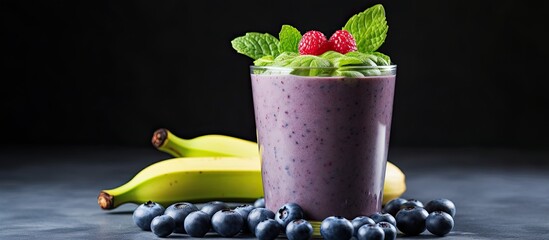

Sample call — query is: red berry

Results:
[328,30,357,54]
[298,30,330,55]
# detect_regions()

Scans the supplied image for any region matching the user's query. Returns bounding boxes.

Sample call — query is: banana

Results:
[150,128,406,205]
[382,160,407,204]
[98,157,263,210]
[152,128,259,158]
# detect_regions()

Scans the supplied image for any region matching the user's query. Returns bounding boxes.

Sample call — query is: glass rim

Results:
[250,65,397,70]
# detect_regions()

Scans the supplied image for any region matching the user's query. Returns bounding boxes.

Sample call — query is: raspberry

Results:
[298,30,330,55]
[328,30,357,54]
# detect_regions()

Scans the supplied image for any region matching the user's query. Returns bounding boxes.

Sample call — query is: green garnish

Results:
[231,4,393,76]
[342,4,388,53]
[231,33,280,60]
[278,25,302,53]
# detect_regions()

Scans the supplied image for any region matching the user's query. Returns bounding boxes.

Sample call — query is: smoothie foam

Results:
[251,73,396,220]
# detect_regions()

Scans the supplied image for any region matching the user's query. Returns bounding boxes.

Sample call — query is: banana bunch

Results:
[98,128,406,210]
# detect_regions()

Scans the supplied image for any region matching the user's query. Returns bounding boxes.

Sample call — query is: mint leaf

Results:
[342,4,388,53]
[254,55,275,66]
[339,66,381,76]
[367,53,388,66]
[273,55,333,76]
[345,52,377,66]
[296,56,331,67]
[345,51,392,66]
[278,25,302,53]
[275,55,331,68]
[333,56,363,67]
[334,70,365,78]
[272,52,299,67]
[273,52,298,63]
[320,51,344,61]
[372,52,391,65]
[336,66,381,77]
[321,51,362,67]
[231,32,280,60]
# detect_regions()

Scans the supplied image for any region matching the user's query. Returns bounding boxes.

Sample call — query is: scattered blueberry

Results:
[424,198,456,217]
[234,204,256,232]
[150,215,175,238]
[351,216,375,237]
[320,216,353,240]
[164,202,199,233]
[401,199,424,209]
[254,198,266,208]
[426,211,454,236]
[383,198,407,216]
[275,203,304,227]
[247,208,276,236]
[286,219,313,240]
[395,206,429,236]
[183,210,211,238]
[376,222,397,240]
[357,223,385,240]
[255,219,283,240]
[370,212,396,227]
[132,197,457,239]
[201,201,230,218]
[211,209,244,237]
[132,201,165,231]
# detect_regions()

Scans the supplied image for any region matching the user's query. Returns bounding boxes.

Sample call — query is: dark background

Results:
[2,0,548,150]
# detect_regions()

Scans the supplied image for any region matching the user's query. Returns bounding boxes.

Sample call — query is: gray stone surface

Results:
[1,147,548,239]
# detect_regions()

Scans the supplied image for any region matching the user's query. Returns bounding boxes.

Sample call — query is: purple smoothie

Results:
[251,71,396,221]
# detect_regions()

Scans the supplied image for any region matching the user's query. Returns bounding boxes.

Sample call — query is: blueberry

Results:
[234,204,256,232]
[424,198,456,217]
[351,216,375,237]
[275,203,304,227]
[286,219,313,240]
[201,201,230,218]
[183,210,211,237]
[247,208,276,236]
[376,222,397,240]
[164,202,199,233]
[426,211,454,236]
[383,198,407,216]
[132,201,165,231]
[150,215,175,238]
[370,212,396,227]
[255,219,283,240]
[401,199,424,209]
[254,197,266,208]
[211,209,244,237]
[395,206,429,236]
[320,216,353,240]
[357,223,385,240]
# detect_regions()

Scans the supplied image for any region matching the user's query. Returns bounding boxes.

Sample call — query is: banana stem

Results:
[97,191,115,210]
[97,183,137,210]
[152,128,187,157]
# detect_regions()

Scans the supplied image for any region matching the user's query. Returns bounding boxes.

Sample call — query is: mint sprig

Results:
[231,33,280,60]
[342,4,388,53]
[278,25,302,53]
[232,4,394,76]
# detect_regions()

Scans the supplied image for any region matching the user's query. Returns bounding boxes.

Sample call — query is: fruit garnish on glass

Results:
[231,4,393,77]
